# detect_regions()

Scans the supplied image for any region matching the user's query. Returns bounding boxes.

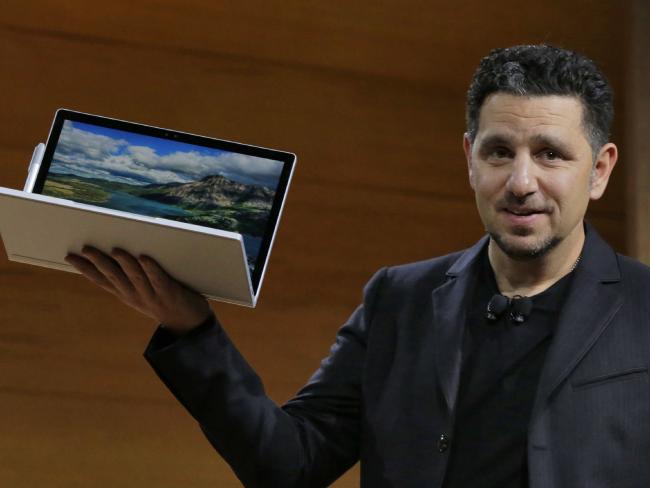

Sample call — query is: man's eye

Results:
[489,147,511,158]
[540,149,563,160]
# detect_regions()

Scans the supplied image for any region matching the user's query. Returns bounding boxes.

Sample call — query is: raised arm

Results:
[66,246,383,487]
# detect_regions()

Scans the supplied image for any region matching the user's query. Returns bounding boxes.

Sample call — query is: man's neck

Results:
[488,225,585,298]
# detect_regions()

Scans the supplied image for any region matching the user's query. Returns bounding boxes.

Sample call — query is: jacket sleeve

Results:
[143,267,387,488]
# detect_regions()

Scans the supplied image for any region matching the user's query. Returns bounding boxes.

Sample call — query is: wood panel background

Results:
[626,0,650,263]
[0,1,632,486]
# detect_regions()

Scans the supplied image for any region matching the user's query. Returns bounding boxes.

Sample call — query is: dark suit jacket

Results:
[145,221,650,487]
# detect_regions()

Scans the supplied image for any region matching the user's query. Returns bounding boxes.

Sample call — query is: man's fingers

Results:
[80,246,135,296]
[72,248,191,302]
[69,247,210,331]
[137,253,212,331]
[137,254,178,296]
[110,248,156,303]
[64,253,117,294]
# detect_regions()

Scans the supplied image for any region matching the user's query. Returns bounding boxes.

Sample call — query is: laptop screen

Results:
[33,110,295,294]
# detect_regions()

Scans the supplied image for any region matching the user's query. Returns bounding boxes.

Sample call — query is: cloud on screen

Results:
[51,122,284,188]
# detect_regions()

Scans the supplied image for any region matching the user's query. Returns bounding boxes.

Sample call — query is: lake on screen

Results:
[100,191,263,273]
[106,191,191,217]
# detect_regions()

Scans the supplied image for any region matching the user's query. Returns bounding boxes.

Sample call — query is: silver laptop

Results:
[0,109,296,307]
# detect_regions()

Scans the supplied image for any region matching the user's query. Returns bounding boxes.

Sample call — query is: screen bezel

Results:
[32,108,296,295]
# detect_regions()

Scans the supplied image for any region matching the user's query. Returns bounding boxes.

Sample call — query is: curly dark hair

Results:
[465,44,613,158]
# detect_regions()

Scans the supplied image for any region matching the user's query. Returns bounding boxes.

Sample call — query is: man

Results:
[65,45,650,487]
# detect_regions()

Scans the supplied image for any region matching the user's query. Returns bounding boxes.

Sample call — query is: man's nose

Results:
[506,155,538,197]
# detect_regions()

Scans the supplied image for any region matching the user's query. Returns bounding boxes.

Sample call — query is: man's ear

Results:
[589,142,618,200]
[463,133,475,190]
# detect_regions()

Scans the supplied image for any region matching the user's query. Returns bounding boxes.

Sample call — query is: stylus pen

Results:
[23,143,45,193]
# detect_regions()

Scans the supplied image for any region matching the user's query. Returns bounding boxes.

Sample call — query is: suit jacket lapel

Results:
[432,222,623,422]
[431,235,488,412]
[529,221,623,428]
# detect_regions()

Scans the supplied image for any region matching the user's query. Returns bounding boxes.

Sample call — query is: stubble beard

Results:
[488,227,562,261]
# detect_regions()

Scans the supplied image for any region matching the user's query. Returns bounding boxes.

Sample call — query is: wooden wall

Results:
[626,0,650,263]
[0,1,631,486]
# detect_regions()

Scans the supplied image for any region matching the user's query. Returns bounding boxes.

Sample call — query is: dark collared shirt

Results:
[442,249,577,488]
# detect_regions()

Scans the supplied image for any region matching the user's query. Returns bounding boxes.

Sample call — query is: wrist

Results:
[161,312,216,337]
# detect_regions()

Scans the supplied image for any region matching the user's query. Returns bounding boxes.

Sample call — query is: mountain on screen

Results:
[138,175,274,210]
[42,172,275,237]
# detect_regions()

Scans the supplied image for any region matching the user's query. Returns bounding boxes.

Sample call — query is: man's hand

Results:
[65,246,213,335]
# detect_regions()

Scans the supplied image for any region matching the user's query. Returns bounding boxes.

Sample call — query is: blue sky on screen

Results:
[49,120,284,188]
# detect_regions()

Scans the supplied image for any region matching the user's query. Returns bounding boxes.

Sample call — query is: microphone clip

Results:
[485,294,533,325]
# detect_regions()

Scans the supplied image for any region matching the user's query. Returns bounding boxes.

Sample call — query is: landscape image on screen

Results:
[43,120,285,274]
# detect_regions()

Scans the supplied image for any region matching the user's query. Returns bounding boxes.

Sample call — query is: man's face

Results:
[463,93,616,260]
